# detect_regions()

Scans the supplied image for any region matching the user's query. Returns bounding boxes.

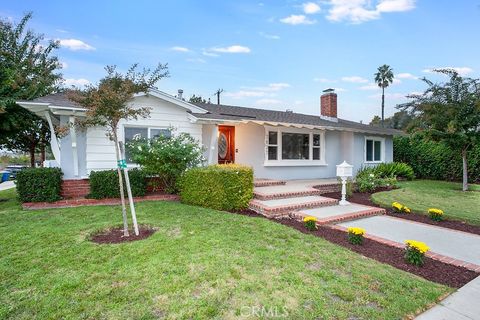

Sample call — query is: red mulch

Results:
[232,209,478,288]
[323,191,480,236]
[90,226,156,244]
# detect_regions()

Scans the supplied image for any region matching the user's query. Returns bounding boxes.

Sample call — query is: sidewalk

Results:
[415,276,480,319]
[0,181,15,191]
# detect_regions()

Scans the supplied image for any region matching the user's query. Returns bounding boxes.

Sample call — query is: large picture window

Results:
[124,126,171,163]
[365,137,384,162]
[265,127,325,165]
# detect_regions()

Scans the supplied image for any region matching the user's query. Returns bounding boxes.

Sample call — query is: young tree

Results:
[189,94,206,104]
[403,69,480,191]
[374,65,394,127]
[69,64,168,236]
[0,13,62,165]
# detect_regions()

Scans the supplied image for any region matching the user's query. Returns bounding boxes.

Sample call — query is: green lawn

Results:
[372,180,480,225]
[0,188,448,319]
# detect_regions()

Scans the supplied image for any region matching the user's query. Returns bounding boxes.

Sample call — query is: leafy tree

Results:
[189,94,206,104]
[369,110,415,131]
[374,64,394,126]
[402,69,480,191]
[69,63,168,236]
[0,13,61,166]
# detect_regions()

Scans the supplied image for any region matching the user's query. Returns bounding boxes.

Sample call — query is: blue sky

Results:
[2,0,480,122]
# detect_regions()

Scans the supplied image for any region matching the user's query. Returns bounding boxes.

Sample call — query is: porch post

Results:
[208,125,218,165]
[69,116,79,177]
[44,111,61,163]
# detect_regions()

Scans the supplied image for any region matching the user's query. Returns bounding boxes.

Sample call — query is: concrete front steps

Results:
[249,195,339,218]
[250,179,384,223]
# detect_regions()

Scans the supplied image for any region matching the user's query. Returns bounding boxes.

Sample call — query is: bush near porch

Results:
[88,168,147,199]
[180,164,254,211]
[16,167,63,202]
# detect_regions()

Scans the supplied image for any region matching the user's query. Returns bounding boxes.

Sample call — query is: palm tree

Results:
[374,65,394,127]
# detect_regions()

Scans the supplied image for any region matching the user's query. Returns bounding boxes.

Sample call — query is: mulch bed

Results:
[322,191,480,236]
[90,226,156,244]
[232,209,478,288]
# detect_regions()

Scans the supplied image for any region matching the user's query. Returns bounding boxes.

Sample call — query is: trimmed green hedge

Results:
[179,164,254,211]
[88,169,147,199]
[394,136,480,183]
[16,167,63,202]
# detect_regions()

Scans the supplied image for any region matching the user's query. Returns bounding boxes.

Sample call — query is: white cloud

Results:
[225,83,290,99]
[211,45,251,53]
[202,50,219,57]
[255,99,284,106]
[396,72,418,79]
[280,14,316,25]
[170,46,190,52]
[422,67,473,76]
[369,92,407,99]
[376,0,416,12]
[313,77,337,83]
[303,2,321,14]
[58,39,95,51]
[186,58,206,63]
[342,76,368,83]
[359,83,379,90]
[259,32,280,40]
[392,78,402,85]
[326,0,416,24]
[64,78,91,87]
[332,87,347,92]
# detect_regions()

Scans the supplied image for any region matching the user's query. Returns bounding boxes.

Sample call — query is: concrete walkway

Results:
[0,181,15,191]
[415,276,480,320]
[339,215,480,266]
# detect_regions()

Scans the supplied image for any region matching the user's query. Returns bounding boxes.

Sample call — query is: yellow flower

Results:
[392,202,404,211]
[405,240,430,254]
[403,206,411,214]
[347,227,366,236]
[428,208,444,215]
[303,216,317,223]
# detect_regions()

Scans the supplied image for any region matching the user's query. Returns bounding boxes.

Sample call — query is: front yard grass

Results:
[372,180,480,226]
[0,188,449,319]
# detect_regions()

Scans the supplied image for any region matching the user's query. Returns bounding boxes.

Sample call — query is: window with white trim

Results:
[124,126,171,163]
[365,137,384,162]
[265,127,325,165]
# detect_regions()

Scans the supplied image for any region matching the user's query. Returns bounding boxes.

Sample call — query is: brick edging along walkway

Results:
[330,224,480,272]
[23,194,180,210]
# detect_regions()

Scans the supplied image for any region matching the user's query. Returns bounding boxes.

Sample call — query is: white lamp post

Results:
[336,161,353,206]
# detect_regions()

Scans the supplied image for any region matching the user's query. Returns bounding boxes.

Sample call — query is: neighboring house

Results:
[17,89,401,181]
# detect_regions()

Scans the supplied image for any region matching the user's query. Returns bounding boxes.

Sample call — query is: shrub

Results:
[127,131,205,194]
[347,227,365,245]
[392,201,411,214]
[179,164,253,211]
[394,135,480,183]
[428,208,444,221]
[356,171,398,193]
[405,240,429,266]
[16,167,63,202]
[374,162,415,180]
[88,169,147,199]
[303,216,317,231]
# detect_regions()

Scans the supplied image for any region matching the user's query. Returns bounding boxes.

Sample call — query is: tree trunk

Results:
[29,143,36,167]
[113,132,130,237]
[461,148,468,191]
[40,143,46,166]
[381,87,385,127]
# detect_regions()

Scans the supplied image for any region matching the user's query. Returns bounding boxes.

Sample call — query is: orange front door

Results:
[218,126,235,164]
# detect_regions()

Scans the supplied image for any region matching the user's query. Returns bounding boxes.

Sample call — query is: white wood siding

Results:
[85,95,203,174]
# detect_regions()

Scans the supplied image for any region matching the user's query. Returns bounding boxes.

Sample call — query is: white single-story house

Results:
[17,89,401,181]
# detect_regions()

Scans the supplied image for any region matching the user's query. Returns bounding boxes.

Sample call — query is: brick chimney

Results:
[320,89,337,119]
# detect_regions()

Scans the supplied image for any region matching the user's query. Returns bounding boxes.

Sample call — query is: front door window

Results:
[218,126,235,164]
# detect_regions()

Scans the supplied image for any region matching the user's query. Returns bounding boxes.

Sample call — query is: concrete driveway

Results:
[0,181,15,191]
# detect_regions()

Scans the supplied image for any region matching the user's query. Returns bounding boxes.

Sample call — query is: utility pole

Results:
[214,89,224,105]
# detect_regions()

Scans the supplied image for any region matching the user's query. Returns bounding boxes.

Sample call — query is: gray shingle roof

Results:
[191,102,402,136]
[21,92,82,109]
